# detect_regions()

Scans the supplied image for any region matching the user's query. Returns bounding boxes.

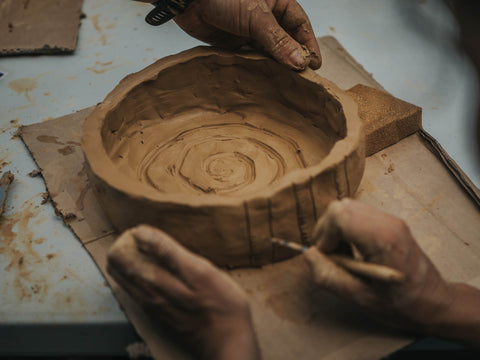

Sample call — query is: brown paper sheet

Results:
[0,0,83,56]
[20,37,480,359]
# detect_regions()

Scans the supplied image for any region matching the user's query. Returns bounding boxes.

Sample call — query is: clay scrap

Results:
[0,0,83,56]
[0,171,14,217]
[82,47,365,267]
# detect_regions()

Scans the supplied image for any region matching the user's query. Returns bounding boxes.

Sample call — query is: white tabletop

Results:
[0,0,478,355]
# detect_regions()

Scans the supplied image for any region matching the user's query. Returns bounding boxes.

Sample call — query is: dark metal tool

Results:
[145,0,194,26]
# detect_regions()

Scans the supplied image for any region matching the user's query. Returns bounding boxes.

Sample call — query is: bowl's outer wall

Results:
[86,141,364,267]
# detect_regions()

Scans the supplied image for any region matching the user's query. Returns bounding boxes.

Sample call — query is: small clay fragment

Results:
[28,169,41,177]
[82,47,365,267]
[40,192,49,205]
[0,171,14,217]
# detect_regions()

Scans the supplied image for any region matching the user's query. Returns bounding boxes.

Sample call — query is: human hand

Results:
[136,0,321,71]
[107,225,261,360]
[303,199,455,333]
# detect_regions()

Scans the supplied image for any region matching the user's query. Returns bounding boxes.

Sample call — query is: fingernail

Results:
[289,48,308,70]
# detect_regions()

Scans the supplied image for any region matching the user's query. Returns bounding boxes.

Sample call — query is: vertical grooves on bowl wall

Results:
[334,158,348,199]
[293,184,308,246]
[267,198,276,262]
[293,183,318,246]
[344,160,352,196]
[345,140,366,196]
[243,201,254,266]
[308,176,318,223]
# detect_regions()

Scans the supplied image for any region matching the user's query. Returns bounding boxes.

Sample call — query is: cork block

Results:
[347,84,422,156]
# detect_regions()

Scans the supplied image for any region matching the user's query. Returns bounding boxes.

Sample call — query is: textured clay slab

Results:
[0,0,83,56]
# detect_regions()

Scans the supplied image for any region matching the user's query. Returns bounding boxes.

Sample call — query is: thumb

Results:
[303,248,375,306]
[249,9,311,70]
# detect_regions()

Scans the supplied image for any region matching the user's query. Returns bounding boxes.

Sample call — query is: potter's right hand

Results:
[304,199,480,347]
[136,0,321,71]
[107,224,261,360]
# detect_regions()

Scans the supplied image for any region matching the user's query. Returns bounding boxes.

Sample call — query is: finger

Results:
[107,226,196,308]
[312,199,383,257]
[313,199,411,262]
[131,225,220,290]
[248,4,311,70]
[108,260,160,302]
[272,0,321,69]
[303,248,376,306]
[109,262,190,328]
[131,224,191,271]
[143,264,198,309]
[133,227,248,320]
[311,200,344,253]
[111,259,208,343]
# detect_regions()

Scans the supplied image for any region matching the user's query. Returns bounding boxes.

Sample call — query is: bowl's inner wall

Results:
[101,55,346,198]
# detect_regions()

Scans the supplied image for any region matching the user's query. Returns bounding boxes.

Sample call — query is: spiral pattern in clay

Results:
[136,122,309,197]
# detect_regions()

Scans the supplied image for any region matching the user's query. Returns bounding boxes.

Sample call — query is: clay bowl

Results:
[82,47,365,267]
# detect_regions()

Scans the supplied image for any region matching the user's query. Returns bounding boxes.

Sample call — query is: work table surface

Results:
[0,0,478,355]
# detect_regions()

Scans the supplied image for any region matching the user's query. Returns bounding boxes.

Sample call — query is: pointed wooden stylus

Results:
[267,237,406,284]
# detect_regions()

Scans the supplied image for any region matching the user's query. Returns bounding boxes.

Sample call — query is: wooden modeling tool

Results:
[267,237,406,284]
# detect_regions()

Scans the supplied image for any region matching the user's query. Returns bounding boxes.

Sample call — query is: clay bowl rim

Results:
[82,46,363,208]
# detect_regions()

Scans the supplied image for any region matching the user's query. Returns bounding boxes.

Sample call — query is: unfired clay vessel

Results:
[81,47,365,267]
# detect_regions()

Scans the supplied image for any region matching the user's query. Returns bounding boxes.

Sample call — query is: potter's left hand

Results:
[107,225,261,360]
[136,0,321,71]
